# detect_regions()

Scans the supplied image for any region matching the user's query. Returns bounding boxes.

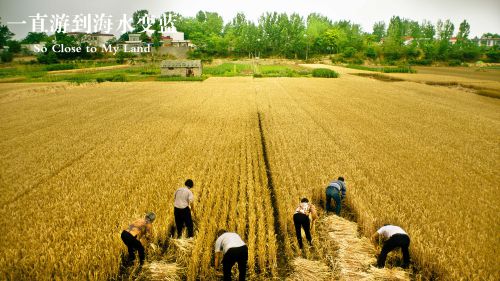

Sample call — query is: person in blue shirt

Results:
[325,176,346,215]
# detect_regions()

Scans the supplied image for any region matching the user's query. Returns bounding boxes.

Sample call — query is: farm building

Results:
[160,60,202,77]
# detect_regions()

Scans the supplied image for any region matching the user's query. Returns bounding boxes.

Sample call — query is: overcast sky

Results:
[1,0,499,39]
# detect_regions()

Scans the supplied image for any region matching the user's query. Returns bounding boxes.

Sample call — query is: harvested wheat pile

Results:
[286,257,332,281]
[139,261,183,281]
[166,238,194,267]
[322,216,409,281]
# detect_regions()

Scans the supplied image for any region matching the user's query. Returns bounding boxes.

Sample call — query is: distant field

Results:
[413,66,500,82]
[0,72,499,280]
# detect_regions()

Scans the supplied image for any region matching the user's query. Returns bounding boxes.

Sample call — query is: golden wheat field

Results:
[0,71,499,280]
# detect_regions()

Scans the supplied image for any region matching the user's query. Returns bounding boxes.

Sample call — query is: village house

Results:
[160,60,202,77]
[117,33,144,53]
[118,29,195,57]
[478,36,500,47]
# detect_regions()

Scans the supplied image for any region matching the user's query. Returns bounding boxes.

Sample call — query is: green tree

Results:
[132,10,150,32]
[306,13,332,55]
[7,40,21,53]
[258,12,281,55]
[456,20,470,44]
[118,32,130,42]
[382,16,405,61]
[420,20,435,39]
[436,19,454,59]
[22,32,49,44]
[280,13,306,58]
[386,16,405,46]
[319,27,347,54]
[372,21,386,42]
[0,18,14,48]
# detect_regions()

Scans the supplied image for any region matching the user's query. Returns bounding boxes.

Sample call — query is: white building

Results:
[479,37,500,47]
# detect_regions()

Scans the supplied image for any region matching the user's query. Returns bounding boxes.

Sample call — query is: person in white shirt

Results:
[214,229,248,281]
[371,224,411,268]
[173,179,195,238]
[293,198,318,249]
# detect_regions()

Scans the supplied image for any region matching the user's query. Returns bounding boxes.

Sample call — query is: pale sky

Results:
[1,0,499,39]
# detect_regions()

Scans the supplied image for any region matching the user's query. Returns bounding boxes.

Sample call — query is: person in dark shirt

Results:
[326,176,346,215]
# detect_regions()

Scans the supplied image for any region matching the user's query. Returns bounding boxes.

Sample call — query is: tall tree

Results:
[306,13,332,56]
[372,21,386,42]
[132,10,150,33]
[456,20,470,43]
[436,19,454,41]
[420,20,435,39]
[387,16,405,45]
[436,19,454,58]
[258,12,281,55]
[319,27,347,54]
[0,18,14,48]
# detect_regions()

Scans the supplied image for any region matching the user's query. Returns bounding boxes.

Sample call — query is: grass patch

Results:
[353,73,405,82]
[312,68,339,78]
[479,65,500,70]
[347,64,416,73]
[259,65,295,77]
[254,65,312,78]
[204,63,252,76]
[44,64,76,71]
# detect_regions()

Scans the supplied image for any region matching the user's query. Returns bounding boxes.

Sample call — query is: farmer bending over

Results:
[214,229,248,281]
[371,224,411,268]
[293,198,318,249]
[326,176,346,215]
[121,212,156,266]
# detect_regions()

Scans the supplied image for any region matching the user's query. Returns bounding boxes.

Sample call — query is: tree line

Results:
[1,12,499,64]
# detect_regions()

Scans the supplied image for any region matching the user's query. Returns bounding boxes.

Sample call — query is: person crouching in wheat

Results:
[120,212,156,266]
[214,229,248,281]
[293,198,318,249]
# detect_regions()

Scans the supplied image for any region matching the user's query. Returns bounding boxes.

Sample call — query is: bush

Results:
[485,48,500,63]
[0,51,14,63]
[448,59,462,67]
[365,47,377,59]
[342,47,356,58]
[116,51,126,64]
[312,68,339,78]
[409,59,432,66]
[110,74,127,82]
[95,74,128,83]
[37,52,59,64]
[347,58,364,65]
